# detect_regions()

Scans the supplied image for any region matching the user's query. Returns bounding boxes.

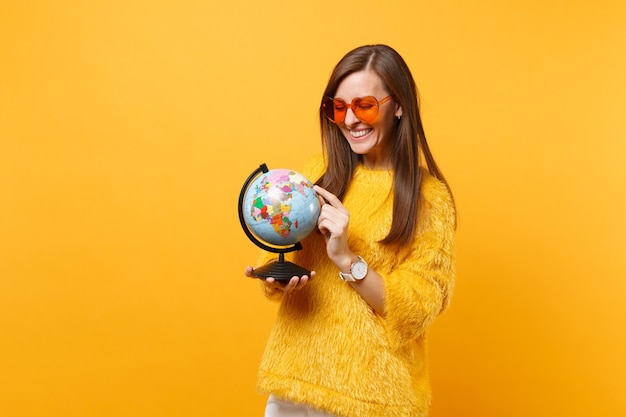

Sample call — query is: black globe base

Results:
[252,259,312,283]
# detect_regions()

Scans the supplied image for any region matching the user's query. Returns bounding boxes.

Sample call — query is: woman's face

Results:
[333,70,401,169]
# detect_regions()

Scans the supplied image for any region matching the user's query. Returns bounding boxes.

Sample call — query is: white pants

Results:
[265,394,337,417]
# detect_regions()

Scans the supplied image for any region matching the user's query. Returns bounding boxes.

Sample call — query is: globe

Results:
[238,163,321,281]
[243,168,320,246]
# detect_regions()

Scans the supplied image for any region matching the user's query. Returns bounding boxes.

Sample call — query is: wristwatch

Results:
[339,256,369,282]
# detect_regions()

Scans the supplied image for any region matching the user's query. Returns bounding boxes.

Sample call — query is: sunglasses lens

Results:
[353,97,379,123]
[322,97,346,123]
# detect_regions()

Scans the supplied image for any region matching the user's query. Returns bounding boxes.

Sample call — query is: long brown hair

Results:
[317,44,455,246]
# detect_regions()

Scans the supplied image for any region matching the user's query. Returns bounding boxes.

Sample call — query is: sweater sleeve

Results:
[381,176,456,352]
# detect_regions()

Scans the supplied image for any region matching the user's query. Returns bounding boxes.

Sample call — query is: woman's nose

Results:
[344,107,360,125]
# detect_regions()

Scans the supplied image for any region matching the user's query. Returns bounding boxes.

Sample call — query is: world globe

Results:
[238,164,321,281]
[243,168,320,246]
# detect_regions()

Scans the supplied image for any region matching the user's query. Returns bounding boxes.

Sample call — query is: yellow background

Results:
[1,1,625,416]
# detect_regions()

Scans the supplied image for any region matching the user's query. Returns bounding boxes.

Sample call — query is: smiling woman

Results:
[245,44,457,417]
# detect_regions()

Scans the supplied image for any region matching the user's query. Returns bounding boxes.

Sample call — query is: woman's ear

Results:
[395,106,403,119]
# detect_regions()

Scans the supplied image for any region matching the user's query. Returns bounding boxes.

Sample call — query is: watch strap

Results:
[339,271,357,282]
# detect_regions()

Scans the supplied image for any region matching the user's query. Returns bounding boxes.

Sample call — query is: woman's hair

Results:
[316,44,455,246]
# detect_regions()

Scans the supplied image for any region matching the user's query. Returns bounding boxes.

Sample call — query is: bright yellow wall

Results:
[1,1,625,416]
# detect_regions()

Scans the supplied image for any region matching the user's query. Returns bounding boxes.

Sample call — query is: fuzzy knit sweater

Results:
[256,154,456,417]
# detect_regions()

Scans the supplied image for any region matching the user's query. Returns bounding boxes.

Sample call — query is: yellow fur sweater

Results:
[256,155,456,417]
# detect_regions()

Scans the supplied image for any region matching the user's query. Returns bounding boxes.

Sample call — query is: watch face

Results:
[352,260,368,280]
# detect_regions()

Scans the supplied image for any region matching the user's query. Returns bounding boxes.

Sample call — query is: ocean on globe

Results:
[242,169,320,246]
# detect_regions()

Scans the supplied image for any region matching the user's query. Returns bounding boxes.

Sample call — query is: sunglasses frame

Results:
[322,95,392,124]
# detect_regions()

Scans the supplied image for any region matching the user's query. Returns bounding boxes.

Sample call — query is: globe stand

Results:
[238,163,313,284]
[250,253,312,282]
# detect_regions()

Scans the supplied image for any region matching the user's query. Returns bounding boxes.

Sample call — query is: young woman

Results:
[245,44,456,417]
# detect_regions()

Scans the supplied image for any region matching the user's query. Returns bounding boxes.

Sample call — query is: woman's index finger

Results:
[314,185,341,207]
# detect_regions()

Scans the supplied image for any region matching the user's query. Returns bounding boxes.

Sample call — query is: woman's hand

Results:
[244,266,314,293]
[314,185,355,271]
[313,186,386,315]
